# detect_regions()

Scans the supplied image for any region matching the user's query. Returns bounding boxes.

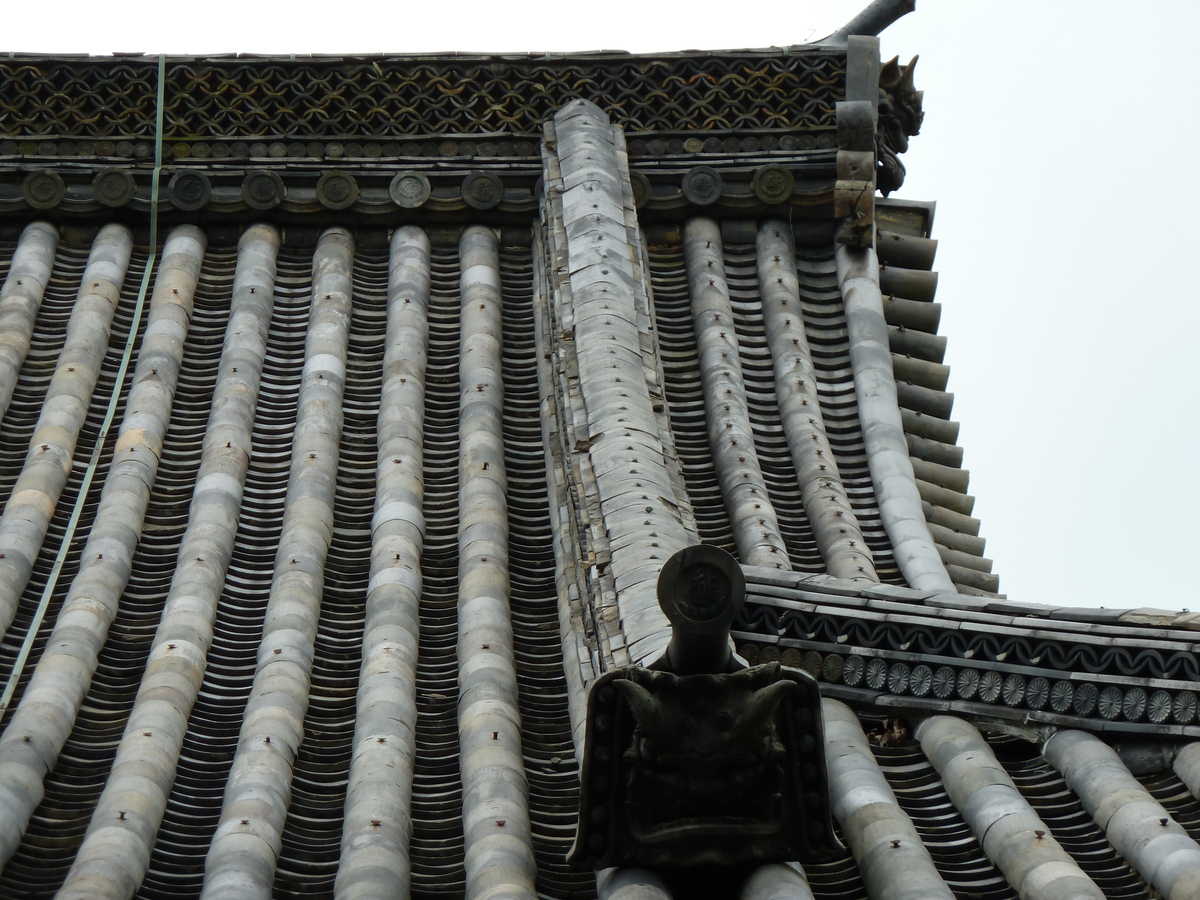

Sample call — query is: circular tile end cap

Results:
[316,170,359,210]
[389,170,431,209]
[242,170,285,210]
[168,170,212,211]
[93,167,136,207]
[656,544,745,636]
[682,166,723,206]
[752,164,795,205]
[462,171,503,210]
[23,170,66,210]
[630,170,651,209]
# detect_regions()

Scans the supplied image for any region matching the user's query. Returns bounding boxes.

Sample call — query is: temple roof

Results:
[0,16,1196,900]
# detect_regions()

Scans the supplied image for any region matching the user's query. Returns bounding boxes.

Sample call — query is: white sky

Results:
[5,0,1198,610]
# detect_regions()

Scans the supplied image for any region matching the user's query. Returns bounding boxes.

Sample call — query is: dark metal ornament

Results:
[316,171,359,210]
[655,544,744,639]
[241,170,285,210]
[23,170,65,209]
[751,164,795,204]
[389,170,431,208]
[168,170,212,211]
[681,166,722,206]
[570,662,839,870]
[92,167,135,207]
[570,544,839,871]
[462,171,503,210]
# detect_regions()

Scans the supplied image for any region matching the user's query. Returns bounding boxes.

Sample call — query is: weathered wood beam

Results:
[838,245,954,593]
[335,226,430,900]
[0,221,58,423]
[0,224,206,871]
[917,716,1105,900]
[0,223,132,641]
[824,700,953,900]
[201,227,354,900]
[56,223,278,900]
[1046,730,1200,900]
[684,216,789,570]
[456,224,537,900]
[757,219,876,582]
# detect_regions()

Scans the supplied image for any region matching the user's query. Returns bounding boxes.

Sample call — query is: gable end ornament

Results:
[569,545,841,872]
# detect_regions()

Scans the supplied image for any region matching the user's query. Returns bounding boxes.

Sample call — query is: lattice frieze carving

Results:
[0,54,846,140]
[736,602,1200,736]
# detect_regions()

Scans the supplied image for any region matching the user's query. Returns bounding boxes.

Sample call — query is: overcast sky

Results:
[5,1,1197,611]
